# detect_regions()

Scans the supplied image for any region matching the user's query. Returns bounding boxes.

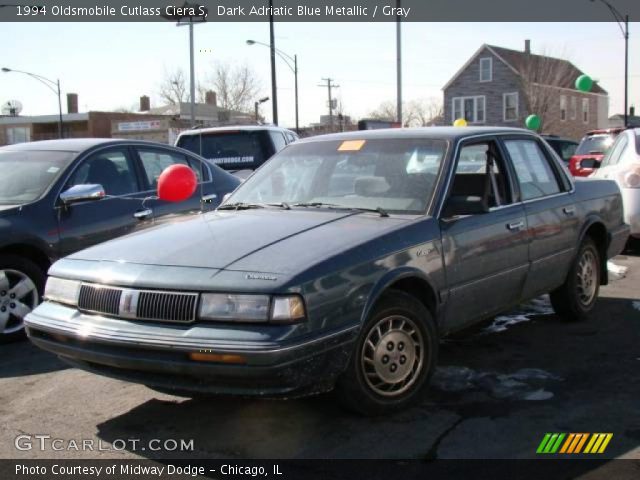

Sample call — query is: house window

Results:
[503,92,519,121]
[479,57,492,82]
[582,98,590,123]
[6,127,30,144]
[560,95,567,121]
[570,96,577,120]
[452,96,486,124]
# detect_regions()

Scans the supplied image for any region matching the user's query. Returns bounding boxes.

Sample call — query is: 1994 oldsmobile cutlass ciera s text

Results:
[25,127,629,415]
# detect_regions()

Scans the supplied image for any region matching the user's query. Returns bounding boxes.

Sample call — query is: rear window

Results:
[575,134,616,155]
[176,131,272,171]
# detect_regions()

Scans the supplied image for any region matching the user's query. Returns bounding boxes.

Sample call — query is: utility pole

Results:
[269,0,278,125]
[318,78,339,131]
[396,0,402,126]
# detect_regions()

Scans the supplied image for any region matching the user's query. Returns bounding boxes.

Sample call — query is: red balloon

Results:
[157,164,197,202]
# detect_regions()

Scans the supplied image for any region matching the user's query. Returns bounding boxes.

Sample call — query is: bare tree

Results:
[209,61,261,113]
[368,98,443,127]
[514,49,577,132]
[158,67,188,106]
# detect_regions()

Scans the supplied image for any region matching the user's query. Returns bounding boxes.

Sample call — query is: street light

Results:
[254,96,269,123]
[2,67,63,138]
[247,39,299,132]
[590,0,629,127]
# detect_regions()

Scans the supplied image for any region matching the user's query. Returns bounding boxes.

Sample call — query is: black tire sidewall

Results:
[0,254,46,342]
[338,290,438,415]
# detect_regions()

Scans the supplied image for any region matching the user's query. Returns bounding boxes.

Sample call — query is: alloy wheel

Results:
[0,269,38,335]
[576,249,598,306]
[361,314,424,397]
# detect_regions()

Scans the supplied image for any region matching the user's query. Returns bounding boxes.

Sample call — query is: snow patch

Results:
[608,261,628,280]
[632,301,640,312]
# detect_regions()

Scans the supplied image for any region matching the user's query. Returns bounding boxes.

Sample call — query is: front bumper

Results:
[25,302,358,397]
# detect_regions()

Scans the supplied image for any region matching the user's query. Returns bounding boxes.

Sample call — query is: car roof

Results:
[541,135,577,143]
[0,138,184,153]
[295,126,537,144]
[177,125,296,137]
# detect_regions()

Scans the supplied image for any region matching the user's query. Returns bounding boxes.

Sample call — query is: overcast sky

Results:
[1,21,639,128]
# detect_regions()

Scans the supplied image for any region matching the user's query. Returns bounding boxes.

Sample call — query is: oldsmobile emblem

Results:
[245,273,278,281]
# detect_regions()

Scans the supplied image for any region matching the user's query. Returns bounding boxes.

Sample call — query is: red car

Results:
[569,128,626,177]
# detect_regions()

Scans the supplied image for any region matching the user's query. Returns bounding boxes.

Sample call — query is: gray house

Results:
[442,41,609,140]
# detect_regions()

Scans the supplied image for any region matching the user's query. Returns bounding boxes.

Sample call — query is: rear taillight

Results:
[618,167,640,189]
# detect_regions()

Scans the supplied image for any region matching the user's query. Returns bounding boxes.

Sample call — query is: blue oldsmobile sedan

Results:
[25,127,629,415]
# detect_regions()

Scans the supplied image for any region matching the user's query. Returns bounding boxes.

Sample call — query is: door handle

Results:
[506,221,524,231]
[563,206,576,215]
[134,208,153,220]
[202,193,218,203]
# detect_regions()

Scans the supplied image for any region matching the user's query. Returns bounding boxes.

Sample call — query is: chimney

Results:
[139,95,150,112]
[524,39,531,54]
[630,105,636,117]
[67,93,78,114]
[205,90,217,106]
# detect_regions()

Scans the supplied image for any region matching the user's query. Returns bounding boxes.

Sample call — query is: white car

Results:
[591,128,640,243]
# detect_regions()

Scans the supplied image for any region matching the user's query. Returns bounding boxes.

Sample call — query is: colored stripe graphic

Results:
[538,433,613,454]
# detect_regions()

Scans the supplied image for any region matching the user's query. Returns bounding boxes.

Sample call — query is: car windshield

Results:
[177,131,269,170]
[575,134,616,155]
[225,138,447,215]
[0,150,75,205]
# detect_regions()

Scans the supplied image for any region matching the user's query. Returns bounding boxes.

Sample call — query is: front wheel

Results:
[336,290,438,416]
[0,254,45,343]
[550,238,601,321]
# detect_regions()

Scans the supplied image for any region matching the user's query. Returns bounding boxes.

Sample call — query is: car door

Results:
[131,146,208,229]
[56,146,143,256]
[439,138,529,330]
[502,137,580,299]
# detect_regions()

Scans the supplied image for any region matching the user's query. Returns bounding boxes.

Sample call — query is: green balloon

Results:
[575,74,593,92]
[525,114,541,131]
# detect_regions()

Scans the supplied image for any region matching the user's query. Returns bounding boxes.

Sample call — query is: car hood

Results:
[68,209,414,274]
[0,205,20,214]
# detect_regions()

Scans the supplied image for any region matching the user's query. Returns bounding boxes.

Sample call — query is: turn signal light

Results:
[188,352,247,364]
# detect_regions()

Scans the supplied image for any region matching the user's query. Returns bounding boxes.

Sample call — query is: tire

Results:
[0,254,45,343]
[336,290,438,416]
[550,238,601,321]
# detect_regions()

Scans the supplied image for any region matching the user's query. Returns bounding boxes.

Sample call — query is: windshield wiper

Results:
[218,202,291,211]
[217,202,265,211]
[292,202,389,217]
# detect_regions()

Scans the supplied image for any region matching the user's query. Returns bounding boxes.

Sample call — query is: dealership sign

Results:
[117,120,162,131]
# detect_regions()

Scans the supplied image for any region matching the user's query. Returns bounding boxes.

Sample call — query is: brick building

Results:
[442,41,609,140]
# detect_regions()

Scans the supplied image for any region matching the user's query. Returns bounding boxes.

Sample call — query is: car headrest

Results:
[354,176,390,196]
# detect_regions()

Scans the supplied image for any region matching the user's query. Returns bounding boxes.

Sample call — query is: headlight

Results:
[44,277,81,306]
[199,294,271,322]
[198,294,306,323]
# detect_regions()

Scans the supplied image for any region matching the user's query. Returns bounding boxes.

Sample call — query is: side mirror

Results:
[60,184,105,204]
[580,159,600,169]
[443,195,489,217]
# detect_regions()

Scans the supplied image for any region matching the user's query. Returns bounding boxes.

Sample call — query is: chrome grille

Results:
[78,284,122,316]
[77,284,198,323]
[137,291,197,323]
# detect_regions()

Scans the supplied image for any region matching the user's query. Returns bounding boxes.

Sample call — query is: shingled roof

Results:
[487,45,608,94]
[444,44,608,95]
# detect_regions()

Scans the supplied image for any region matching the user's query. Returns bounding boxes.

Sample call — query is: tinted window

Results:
[177,131,268,170]
[504,140,561,200]
[270,131,287,151]
[68,149,138,196]
[136,148,204,189]
[575,134,616,155]
[0,150,74,204]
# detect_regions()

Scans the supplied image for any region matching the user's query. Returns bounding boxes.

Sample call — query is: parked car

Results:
[541,135,578,164]
[0,138,240,342]
[26,127,628,415]
[175,125,299,173]
[590,128,640,243]
[569,128,626,177]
